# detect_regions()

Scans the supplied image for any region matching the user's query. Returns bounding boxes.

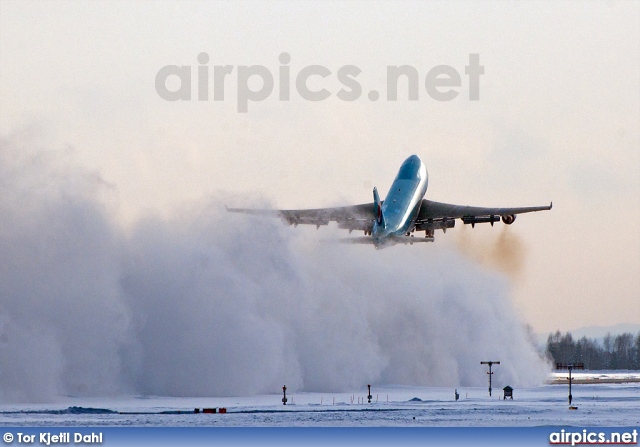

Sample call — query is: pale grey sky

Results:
[1,0,638,333]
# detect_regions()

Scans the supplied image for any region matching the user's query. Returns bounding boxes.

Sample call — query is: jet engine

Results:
[501,214,516,225]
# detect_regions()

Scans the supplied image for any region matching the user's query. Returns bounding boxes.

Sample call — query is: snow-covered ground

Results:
[1,376,639,427]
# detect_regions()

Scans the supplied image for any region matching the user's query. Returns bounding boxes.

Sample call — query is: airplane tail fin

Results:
[373,187,386,229]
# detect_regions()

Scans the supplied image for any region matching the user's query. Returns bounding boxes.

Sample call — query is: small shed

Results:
[503,386,513,400]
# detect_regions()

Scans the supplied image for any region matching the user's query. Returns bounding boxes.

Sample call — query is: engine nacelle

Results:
[501,214,516,225]
[461,215,501,226]
[415,218,455,232]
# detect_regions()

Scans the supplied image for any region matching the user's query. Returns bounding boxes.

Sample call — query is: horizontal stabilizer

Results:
[394,236,435,243]
[339,237,376,245]
[339,235,434,245]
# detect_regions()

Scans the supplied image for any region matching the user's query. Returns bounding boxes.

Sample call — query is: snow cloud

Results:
[0,134,549,402]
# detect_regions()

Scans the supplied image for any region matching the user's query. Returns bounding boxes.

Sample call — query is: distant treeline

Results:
[546,331,640,370]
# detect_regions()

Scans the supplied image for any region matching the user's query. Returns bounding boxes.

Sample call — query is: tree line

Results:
[546,331,640,370]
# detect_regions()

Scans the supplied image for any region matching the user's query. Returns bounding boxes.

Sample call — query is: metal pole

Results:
[556,363,583,407]
[490,363,493,396]
[481,361,500,397]
[568,367,572,405]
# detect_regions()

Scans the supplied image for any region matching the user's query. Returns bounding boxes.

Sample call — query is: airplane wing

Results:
[226,203,376,231]
[415,199,552,229]
[227,199,552,232]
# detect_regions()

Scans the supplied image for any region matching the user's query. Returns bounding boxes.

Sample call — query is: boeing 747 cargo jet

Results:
[227,155,552,249]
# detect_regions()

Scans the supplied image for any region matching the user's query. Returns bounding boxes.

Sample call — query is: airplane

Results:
[226,154,552,249]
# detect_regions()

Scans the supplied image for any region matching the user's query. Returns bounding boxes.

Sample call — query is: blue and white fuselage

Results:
[372,154,429,247]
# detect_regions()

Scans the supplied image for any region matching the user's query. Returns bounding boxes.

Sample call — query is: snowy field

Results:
[1,376,638,427]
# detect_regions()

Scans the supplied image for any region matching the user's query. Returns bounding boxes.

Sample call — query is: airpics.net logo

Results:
[154,53,484,112]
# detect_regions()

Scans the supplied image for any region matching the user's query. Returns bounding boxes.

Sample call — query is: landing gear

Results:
[425,229,434,238]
